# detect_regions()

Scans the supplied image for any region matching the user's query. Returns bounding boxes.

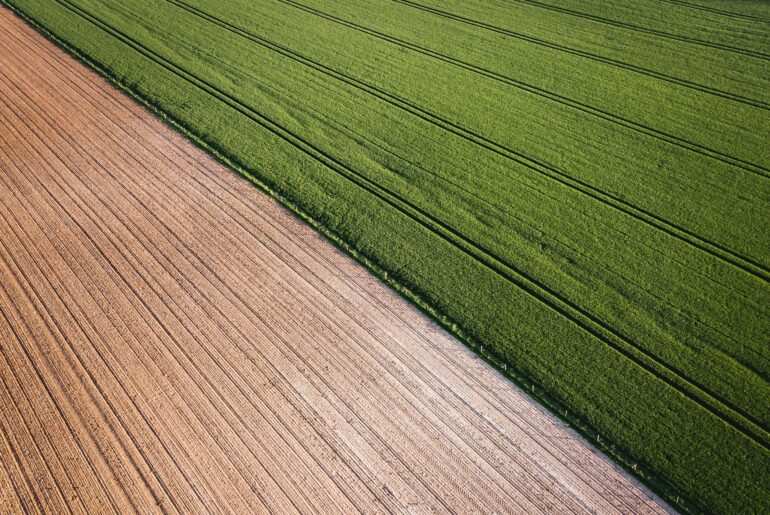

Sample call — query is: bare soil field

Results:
[0,8,670,513]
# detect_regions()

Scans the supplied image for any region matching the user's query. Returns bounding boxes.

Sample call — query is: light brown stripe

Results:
[0,7,671,513]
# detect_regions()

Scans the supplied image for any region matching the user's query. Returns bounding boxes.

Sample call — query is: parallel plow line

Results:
[0,97,459,514]
[0,92,371,513]
[2,35,670,508]
[3,60,539,508]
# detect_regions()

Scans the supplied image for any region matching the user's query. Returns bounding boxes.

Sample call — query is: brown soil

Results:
[0,8,671,514]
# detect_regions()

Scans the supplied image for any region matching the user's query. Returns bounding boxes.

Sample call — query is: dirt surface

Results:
[0,8,671,514]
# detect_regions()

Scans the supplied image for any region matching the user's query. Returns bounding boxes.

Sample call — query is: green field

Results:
[5,0,769,511]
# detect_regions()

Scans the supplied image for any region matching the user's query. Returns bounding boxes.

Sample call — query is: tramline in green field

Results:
[5,0,768,511]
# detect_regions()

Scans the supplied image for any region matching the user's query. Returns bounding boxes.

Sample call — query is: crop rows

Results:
[4,0,768,512]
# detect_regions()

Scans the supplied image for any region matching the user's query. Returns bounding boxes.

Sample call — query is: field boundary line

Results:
[0,102,236,513]
[0,131,275,512]
[3,35,662,510]
[0,5,743,511]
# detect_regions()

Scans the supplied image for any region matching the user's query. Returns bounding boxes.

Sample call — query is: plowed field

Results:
[0,8,671,513]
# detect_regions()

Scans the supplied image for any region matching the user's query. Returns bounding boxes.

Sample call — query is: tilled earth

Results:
[0,8,670,514]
